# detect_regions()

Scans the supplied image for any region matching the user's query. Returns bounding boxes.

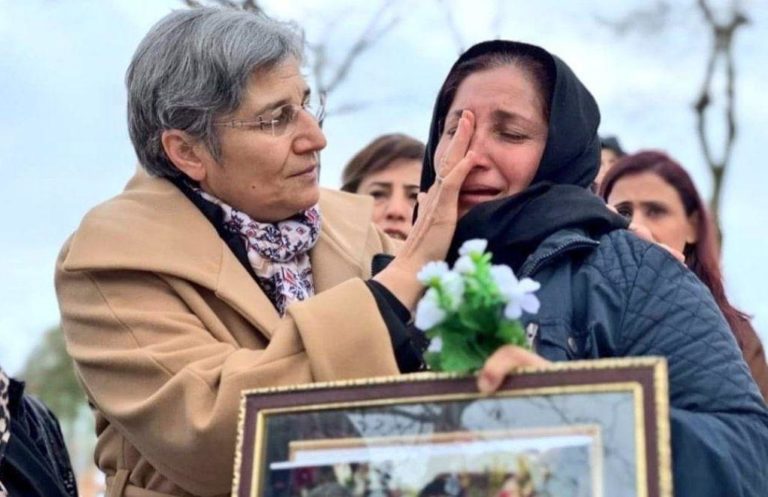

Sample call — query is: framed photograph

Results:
[233,357,671,497]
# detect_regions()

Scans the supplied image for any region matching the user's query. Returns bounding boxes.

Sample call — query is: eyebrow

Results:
[250,87,311,118]
[446,109,464,122]
[366,182,420,189]
[445,108,538,126]
[639,200,669,209]
[615,200,669,209]
[491,109,538,126]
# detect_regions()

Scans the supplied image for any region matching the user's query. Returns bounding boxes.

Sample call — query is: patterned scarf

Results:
[0,367,10,497]
[193,188,321,316]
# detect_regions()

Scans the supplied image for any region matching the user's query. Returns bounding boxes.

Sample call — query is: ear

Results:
[161,129,209,182]
[685,211,700,244]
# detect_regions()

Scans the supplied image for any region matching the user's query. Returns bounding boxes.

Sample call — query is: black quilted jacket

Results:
[515,227,768,497]
[0,378,78,497]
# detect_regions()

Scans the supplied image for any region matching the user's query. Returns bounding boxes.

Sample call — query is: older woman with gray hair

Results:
[54,8,477,497]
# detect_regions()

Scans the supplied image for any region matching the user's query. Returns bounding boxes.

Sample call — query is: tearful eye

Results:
[497,129,528,142]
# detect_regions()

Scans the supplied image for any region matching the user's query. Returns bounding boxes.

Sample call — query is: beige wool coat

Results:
[55,171,403,497]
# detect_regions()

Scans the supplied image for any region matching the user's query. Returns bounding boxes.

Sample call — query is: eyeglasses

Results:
[214,93,326,137]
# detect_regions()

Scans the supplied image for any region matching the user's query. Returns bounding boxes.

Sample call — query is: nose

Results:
[292,111,327,155]
[385,192,411,221]
[631,210,645,226]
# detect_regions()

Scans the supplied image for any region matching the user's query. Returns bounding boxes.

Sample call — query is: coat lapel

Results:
[63,171,281,337]
[62,172,378,340]
[310,189,376,292]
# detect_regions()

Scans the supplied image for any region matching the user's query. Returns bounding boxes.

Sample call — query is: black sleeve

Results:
[0,379,78,497]
[366,280,428,373]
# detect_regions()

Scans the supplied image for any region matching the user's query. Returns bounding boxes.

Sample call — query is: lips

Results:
[384,228,407,240]
[459,185,503,204]
[290,164,318,178]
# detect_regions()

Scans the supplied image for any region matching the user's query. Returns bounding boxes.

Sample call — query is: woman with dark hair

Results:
[600,150,768,398]
[595,135,626,190]
[341,133,425,240]
[414,39,768,496]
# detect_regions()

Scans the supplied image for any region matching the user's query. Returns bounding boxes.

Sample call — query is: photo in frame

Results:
[233,357,671,497]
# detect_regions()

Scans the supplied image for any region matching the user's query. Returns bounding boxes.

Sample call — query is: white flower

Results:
[453,255,475,275]
[427,336,443,353]
[440,271,465,310]
[490,264,541,319]
[415,288,447,330]
[502,277,541,319]
[458,238,488,257]
[417,261,450,285]
[490,264,517,292]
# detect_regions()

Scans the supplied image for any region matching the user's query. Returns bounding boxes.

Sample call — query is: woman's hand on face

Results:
[477,345,551,394]
[374,110,478,308]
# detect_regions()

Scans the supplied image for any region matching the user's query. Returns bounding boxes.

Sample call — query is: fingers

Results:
[436,110,475,179]
[628,222,654,243]
[439,150,476,193]
[627,223,685,262]
[477,346,551,394]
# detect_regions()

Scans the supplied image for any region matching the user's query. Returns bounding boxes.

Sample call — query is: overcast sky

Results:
[1,0,766,375]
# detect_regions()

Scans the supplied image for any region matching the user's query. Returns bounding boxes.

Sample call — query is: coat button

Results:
[567,336,578,353]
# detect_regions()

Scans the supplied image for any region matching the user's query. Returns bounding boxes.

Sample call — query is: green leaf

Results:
[497,320,528,348]
[437,332,486,373]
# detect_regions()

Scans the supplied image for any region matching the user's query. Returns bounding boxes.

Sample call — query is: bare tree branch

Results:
[594,1,671,36]
[694,0,749,239]
[319,1,400,95]
[179,1,403,119]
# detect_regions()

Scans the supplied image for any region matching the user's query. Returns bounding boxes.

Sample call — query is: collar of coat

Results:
[60,168,381,335]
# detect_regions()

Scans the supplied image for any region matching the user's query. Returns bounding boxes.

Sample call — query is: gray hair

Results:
[126,7,304,177]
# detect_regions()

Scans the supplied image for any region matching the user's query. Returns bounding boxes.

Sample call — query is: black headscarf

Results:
[420,40,627,269]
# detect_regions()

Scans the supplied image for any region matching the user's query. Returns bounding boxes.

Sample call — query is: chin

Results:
[294,186,321,212]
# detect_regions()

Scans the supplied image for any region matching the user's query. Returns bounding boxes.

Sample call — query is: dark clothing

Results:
[0,378,78,497]
[446,182,628,269]
[516,226,768,497]
[367,280,428,372]
[416,39,768,496]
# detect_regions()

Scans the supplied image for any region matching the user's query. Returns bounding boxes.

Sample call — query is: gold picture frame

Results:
[233,357,671,497]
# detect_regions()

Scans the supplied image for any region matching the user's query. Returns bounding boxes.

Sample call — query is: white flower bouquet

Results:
[415,239,541,373]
